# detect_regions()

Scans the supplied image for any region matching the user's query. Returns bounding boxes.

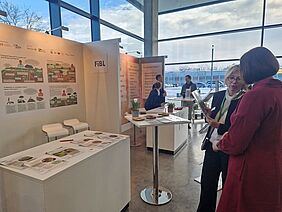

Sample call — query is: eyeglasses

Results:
[227,76,242,82]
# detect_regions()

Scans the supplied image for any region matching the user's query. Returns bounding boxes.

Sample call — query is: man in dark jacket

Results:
[145,82,163,110]
[181,75,197,98]
[152,74,166,103]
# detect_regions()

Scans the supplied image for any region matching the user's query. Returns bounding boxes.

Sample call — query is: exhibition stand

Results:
[125,114,189,205]
[0,23,165,158]
[146,107,190,154]
[0,131,130,212]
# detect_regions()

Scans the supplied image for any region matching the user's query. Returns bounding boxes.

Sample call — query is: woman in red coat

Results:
[213,47,282,212]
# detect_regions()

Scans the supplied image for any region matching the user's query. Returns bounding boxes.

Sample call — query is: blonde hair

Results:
[224,65,240,85]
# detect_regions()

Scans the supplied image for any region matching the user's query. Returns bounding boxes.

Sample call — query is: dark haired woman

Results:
[214,47,282,212]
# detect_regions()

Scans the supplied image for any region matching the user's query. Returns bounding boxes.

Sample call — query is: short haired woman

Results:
[214,47,282,212]
[197,65,246,212]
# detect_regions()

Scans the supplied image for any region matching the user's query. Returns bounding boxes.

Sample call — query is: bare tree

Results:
[0,0,48,32]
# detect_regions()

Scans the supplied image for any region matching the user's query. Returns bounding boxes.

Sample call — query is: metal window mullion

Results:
[90,0,100,41]
[49,0,62,37]
[165,55,282,66]
[261,0,267,46]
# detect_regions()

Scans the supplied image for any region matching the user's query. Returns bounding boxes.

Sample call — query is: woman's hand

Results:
[212,132,228,152]
[206,116,220,128]
[212,139,220,152]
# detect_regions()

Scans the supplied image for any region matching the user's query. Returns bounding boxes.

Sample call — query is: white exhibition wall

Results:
[0,24,122,158]
[0,23,165,158]
[83,39,121,133]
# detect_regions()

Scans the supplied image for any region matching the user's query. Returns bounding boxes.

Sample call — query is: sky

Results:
[3,0,282,71]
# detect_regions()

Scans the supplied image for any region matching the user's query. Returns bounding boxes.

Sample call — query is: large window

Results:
[63,0,89,12]
[159,0,282,96]
[159,31,261,64]
[265,0,282,25]
[61,8,91,43]
[101,25,143,55]
[164,61,236,97]
[0,0,50,32]
[100,0,144,37]
[264,28,282,56]
[159,0,263,39]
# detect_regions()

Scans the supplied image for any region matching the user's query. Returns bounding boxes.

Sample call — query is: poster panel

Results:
[49,85,78,108]
[3,85,47,114]
[141,62,163,99]
[47,60,76,83]
[120,54,129,124]
[1,54,44,83]
[119,54,141,125]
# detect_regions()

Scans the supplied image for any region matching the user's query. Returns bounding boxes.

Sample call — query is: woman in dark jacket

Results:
[197,65,246,212]
[145,82,164,111]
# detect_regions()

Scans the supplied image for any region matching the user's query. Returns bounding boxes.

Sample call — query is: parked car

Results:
[195,82,206,88]
[206,80,225,88]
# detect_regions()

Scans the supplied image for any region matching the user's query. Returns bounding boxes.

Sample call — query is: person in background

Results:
[181,75,197,98]
[145,82,164,110]
[152,74,167,102]
[213,47,282,212]
[197,65,246,212]
[17,60,24,68]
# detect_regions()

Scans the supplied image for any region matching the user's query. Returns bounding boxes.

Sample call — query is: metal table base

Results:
[131,125,142,147]
[140,126,172,205]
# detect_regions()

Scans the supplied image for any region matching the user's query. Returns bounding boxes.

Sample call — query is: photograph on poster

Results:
[3,86,46,114]
[1,55,43,83]
[47,61,76,83]
[49,85,78,108]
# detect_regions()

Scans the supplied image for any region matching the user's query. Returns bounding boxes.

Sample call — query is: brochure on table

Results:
[0,131,128,181]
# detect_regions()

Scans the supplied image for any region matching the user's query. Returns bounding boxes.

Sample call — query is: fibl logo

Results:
[94,60,106,67]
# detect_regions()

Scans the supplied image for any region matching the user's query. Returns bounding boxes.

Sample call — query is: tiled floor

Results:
[125,121,208,212]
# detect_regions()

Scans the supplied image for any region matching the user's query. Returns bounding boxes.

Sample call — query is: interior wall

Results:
[0,24,86,157]
[83,39,121,133]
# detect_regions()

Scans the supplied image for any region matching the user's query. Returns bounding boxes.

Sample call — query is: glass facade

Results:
[0,0,281,96]
[159,0,263,39]
[61,8,91,43]
[0,0,50,32]
[63,0,89,11]
[100,0,144,37]
[265,0,282,25]
[159,30,261,63]
[158,0,282,97]
[101,25,143,54]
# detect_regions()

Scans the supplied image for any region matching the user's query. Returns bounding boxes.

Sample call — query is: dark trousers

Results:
[197,143,229,212]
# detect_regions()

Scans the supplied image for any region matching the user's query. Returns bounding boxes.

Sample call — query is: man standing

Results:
[152,74,167,103]
[181,75,197,98]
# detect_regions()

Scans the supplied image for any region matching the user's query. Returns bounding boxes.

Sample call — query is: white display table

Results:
[146,107,189,154]
[0,131,130,212]
[125,114,189,206]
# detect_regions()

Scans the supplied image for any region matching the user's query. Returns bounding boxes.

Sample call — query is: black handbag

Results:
[201,127,215,150]
[201,137,210,150]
